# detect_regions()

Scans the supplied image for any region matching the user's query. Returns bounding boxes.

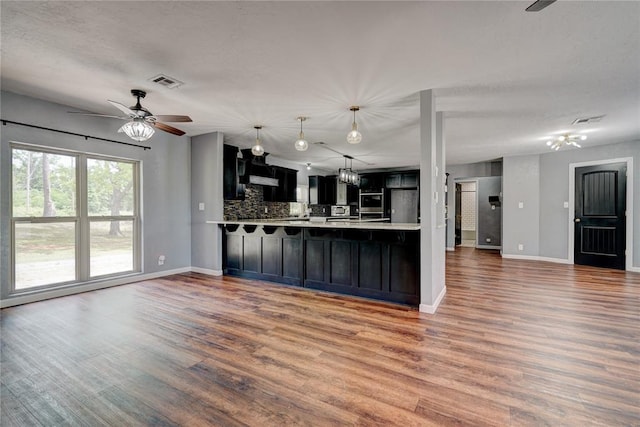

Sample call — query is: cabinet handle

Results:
[574,218,581,223]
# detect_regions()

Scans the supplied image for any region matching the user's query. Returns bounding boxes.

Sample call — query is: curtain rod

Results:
[1,119,151,150]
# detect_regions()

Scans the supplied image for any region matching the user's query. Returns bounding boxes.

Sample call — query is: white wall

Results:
[0,91,192,304]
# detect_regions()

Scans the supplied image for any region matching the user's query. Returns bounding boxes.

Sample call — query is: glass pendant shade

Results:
[294,117,309,151]
[294,131,308,151]
[347,106,362,144]
[251,140,265,156]
[347,126,362,144]
[252,126,265,156]
[119,119,155,142]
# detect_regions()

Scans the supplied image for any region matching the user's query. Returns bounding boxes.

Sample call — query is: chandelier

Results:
[546,134,586,151]
[338,155,359,185]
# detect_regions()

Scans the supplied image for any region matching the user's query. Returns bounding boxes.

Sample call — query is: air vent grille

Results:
[572,115,605,125]
[148,74,184,89]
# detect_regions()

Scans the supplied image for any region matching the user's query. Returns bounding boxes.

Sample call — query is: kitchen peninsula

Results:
[208,219,420,305]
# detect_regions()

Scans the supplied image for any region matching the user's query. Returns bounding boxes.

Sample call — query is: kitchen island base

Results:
[222,224,419,306]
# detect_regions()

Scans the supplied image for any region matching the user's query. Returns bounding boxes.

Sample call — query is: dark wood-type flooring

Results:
[1,248,639,426]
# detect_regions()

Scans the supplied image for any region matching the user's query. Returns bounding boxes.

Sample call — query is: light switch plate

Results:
[518,202,524,209]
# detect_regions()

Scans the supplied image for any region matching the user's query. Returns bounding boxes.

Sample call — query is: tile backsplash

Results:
[224,184,291,220]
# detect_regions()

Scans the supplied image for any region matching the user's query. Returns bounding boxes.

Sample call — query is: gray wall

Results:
[502,155,540,256]
[538,140,639,266]
[191,132,223,272]
[502,140,639,268]
[476,176,502,248]
[445,160,502,249]
[0,91,192,302]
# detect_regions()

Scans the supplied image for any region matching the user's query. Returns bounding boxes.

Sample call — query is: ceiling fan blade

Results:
[108,100,137,117]
[525,0,557,12]
[152,115,192,123]
[68,112,128,120]
[153,121,186,136]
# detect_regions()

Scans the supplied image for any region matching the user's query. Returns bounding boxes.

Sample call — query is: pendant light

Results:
[306,162,312,170]
[294,116,309,151]
[346,106,362,144]
[338,155,359,185]
[251,125,265,156]
[118,117,155,142]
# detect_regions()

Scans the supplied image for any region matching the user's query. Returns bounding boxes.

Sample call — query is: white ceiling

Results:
[2,1,639,172]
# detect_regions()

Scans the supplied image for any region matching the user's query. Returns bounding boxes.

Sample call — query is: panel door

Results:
[574,162,626,270]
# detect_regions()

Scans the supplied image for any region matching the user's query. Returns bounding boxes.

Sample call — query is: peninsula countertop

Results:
[207,218,421,231]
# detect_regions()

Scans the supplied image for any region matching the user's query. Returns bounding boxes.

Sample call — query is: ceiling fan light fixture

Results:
[347,106,362,144]
[119,118,155,142]
[546,133,587,151]
[294,117,309,151]
[252,125,265,156]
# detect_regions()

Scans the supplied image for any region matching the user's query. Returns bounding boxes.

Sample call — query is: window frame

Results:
[9,143,141,295]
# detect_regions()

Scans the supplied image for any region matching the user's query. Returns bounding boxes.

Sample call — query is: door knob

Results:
[574,218,581,223]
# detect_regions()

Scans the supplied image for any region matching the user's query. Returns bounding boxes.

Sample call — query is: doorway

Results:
[574,162,627,270]
[454,181,477,247]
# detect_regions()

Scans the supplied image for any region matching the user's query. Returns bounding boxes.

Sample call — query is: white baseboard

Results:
[628,266,640,273]
[501,253,570,264]
[476,245,502,250]
[446,247,455,252]
[419,286,447,314]
[191,267,223,276]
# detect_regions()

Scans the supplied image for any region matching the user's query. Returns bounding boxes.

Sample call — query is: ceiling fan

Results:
[69,89,192,141]
[525,0,557,12]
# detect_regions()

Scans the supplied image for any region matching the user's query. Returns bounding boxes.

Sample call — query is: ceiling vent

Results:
[148,74,184,89]
[572,115,605,125]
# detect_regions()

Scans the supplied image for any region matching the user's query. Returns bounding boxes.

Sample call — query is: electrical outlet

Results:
[518,244,524,251]
[158,255,165,265]
[198,202,205,211]
[486,237,491,243]
[518,202,524,209]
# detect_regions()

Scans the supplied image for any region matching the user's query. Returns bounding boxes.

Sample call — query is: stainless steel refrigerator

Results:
[390,189,419,223]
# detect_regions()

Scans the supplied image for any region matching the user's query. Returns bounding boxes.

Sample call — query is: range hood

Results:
[239,149,279,187]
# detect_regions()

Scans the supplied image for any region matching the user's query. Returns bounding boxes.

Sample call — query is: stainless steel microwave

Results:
[330,205,351,217]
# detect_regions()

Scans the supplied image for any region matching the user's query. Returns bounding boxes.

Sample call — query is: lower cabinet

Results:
[222,225,419,305]
[224,225,303,286]
[303,228,419,305]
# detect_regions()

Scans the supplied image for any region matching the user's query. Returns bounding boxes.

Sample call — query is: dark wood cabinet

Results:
[359,173,384,192]
[385,171,419,189]
[264,166,297,202]
[309,175,337,205]
[222,224,419,306]
[223,144,245,200]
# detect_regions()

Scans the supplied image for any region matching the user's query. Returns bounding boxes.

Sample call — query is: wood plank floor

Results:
[1,248,639,426]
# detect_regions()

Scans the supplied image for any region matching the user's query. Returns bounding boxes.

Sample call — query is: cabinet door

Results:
[309,176,324,205]
[223,145,245,200]
[401,173,419,188]
[323,176,337,205]
[385,173,402,188]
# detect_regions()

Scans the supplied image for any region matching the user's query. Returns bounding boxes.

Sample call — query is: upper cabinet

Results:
[264,166,297,202]
[223,144,245,200]
[385,171,419,189]
[359,173,384,193]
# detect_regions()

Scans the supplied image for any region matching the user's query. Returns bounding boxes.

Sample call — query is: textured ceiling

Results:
[2,1,639,172]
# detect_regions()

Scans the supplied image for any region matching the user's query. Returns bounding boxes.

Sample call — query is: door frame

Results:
[454,178,479,247]
[568,157,634,270]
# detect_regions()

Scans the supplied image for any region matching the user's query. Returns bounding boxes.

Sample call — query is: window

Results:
[11,145,140,292]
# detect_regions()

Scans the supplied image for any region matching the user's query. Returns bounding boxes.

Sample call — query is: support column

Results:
[191,131,224,274]
[419,90,446,313]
